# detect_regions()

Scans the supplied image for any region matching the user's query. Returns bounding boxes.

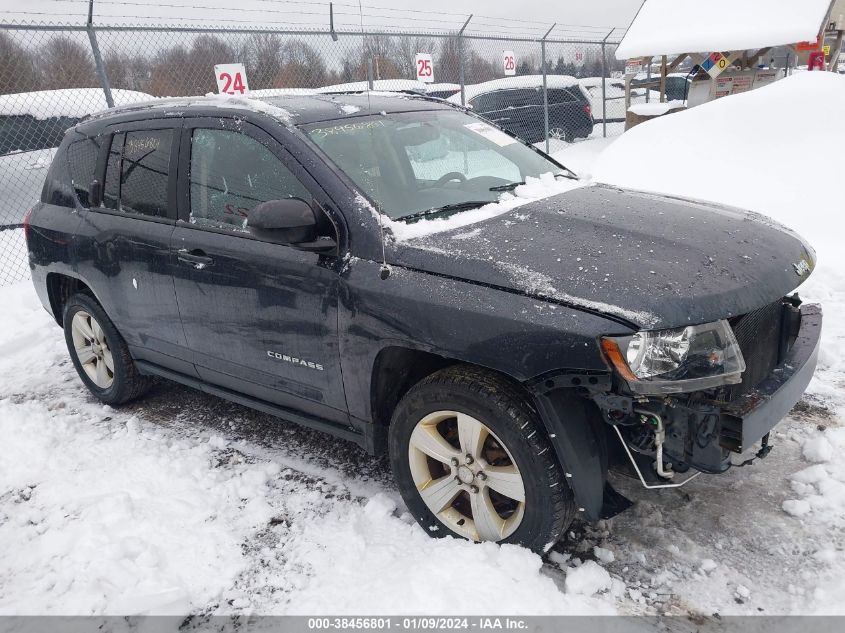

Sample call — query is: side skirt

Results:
[135,360,368,449]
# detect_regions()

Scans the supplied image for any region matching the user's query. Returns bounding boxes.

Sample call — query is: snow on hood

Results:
[392,185,815,329]
[447,75,581,104]
[356,172,587,242]
[0,89,154,119]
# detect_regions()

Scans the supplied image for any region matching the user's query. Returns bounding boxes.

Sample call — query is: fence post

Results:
[457,14,472,107]
[601,29,614,139]
[86,0,114,108]
[367,58,374,89]
[541,23,555,154]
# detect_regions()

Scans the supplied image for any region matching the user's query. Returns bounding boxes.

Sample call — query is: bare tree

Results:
[278,39,328,88]
[437,37,461,83]
[394,35,436,79]
[465,52,497,83]
[247,33,283,90]
[40,36,97,89]
[0,31,40,93]
[362,34,401,80]
[104,51,150,91]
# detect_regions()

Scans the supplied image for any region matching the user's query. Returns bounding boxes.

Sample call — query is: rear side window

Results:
[103,129,172,218]
[547,89,579,104]
[188,129,311,233]
[66,137,103,207]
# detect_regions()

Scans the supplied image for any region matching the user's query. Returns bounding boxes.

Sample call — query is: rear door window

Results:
[547,89,578,104]
[66,137,104,207]
[103,129,173,218]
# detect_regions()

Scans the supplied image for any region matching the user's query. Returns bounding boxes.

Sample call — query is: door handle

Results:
[177,248,214,269]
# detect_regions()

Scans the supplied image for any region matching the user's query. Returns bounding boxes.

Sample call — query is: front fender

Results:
[530,387,607,522]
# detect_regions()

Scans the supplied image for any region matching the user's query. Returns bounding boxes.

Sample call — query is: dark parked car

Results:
[449,76,594,143]
[26,93,821,552]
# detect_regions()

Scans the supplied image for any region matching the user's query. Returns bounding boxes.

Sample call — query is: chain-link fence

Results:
[0,20,625,286]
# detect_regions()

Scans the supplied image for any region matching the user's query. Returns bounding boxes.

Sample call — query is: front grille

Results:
[726,300,785,400]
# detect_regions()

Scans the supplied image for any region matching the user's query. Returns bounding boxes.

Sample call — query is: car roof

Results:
[74,92,456,134]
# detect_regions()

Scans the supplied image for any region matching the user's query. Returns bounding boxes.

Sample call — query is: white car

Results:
[0,88,153,228]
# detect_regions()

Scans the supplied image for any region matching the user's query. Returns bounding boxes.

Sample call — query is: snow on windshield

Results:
[357,172,586,242]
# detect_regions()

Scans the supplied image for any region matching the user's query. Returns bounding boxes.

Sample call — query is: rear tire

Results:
[389,365,575,552]
[63,293,153,405]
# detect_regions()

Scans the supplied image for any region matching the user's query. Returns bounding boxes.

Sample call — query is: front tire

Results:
[389,365,575,552]
[63,293,153,405]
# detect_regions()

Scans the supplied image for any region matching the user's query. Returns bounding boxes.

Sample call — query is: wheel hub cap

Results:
[70,310,114,389]
[407,410,526,543]
[457,465,475,484]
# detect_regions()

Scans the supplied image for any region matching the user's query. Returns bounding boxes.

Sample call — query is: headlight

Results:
[600,320,745,395]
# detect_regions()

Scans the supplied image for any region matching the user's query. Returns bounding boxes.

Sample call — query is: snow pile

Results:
[382,172,586,241]
[0,398,277,614]
[268,494,614,614]
[783,428,845,522]
[616,0,833,59]
[628,101,684,116]
[0,89,154,119]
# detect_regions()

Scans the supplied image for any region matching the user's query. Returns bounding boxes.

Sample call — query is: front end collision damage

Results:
[525,298,821,523]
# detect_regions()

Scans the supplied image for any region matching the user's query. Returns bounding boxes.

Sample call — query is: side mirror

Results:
[249,198,336,252]
[89,180,102,208]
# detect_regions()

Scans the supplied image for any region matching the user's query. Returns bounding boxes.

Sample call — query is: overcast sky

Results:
[0,0,643,39]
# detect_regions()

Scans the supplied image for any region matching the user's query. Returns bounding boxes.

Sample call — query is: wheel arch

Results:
[46,272,96,326]
[369,346,612,522]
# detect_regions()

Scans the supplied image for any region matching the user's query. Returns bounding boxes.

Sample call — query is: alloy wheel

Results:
[549,127,567,140]
[407,410,526,542]
[70,310,114,389]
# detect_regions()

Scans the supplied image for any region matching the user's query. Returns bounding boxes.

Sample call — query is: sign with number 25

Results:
[415,53,435,83]
[214,63,250,96]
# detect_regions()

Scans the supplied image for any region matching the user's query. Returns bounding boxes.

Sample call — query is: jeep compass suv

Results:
[25,93,821,552]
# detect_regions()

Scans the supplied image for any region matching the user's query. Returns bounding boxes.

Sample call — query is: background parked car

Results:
[0,88,153,229]
[448,75,594,143]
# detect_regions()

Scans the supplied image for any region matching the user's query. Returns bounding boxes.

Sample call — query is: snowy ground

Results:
[1,73,844,618]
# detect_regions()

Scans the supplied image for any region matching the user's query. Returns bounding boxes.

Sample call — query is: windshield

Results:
[302,109,569,221]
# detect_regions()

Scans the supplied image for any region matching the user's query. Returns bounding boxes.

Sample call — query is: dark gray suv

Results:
[25,93,821,552]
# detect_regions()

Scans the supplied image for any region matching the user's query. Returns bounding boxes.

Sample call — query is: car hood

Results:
[389,185,816,330]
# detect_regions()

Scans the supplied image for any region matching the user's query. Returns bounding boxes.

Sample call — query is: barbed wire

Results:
[16,0,629,39]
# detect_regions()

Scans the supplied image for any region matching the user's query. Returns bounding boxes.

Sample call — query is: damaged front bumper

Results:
[597,302,822,480]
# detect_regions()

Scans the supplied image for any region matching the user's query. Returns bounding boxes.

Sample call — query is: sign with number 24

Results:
[214,63,250,96]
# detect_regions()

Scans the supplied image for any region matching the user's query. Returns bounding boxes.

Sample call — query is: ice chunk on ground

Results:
[565,560,612,596]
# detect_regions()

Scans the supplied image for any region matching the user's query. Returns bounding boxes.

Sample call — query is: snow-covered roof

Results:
[248,88,317,98]
[616,0,834,59]
[0,89,155,120]
[446,75,580,104]
[317,79,428,94]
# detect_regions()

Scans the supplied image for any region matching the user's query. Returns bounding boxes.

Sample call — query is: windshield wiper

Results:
[395,200,492,222]
[489,172,574,192]
[489,181,524,192]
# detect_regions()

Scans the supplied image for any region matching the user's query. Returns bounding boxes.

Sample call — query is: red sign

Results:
[808,51,826,70]
[415,53,434,83]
